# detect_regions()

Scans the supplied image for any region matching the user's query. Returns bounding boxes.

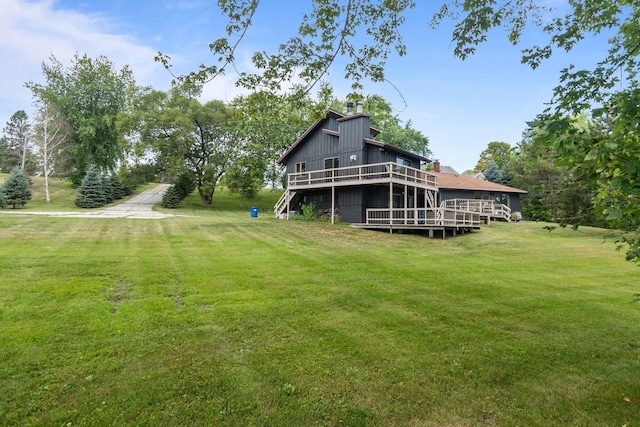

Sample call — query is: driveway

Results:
[0,184,180,219]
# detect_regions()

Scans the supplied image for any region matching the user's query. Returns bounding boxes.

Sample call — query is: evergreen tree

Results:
[74,165,106,208]
[1,168,32,209]
[0,187,7,208]
[101,174,115,204]
[108,174,127,200]
[161,184,183,208]
[174,172,196,199]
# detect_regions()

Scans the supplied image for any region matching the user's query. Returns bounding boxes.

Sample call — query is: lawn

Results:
[1,184,639,426]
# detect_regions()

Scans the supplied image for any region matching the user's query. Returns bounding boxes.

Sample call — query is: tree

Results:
[1,168,32,209]
[27,53,136,185]
[161,185,184,208]
[227,89,322,191]
[509,130,595,223]
[474,141,511,173]
[483,161,511,186]
[0,137,12,173]
[2,110,32,172]
[32,102,71,202]
[0,187,6,208]
[74,165,106,208]
[120,88,240,205]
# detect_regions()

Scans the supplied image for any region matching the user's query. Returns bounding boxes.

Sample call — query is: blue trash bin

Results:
[250,207,259,218]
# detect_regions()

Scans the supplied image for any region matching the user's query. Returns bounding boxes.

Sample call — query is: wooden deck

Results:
[350,206,480,237]
[275,162,510,235]
[286,162,438,191]
[443,199,511,222]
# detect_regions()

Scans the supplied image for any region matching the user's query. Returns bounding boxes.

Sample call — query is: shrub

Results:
[1,168,32,209]
[301,202,319,220]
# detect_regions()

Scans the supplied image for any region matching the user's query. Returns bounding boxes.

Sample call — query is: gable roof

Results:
[278,109,396,164]
[434,172,527,194]
[363,138,429,162]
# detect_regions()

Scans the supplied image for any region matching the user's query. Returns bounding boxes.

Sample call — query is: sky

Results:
[0,0,611,172]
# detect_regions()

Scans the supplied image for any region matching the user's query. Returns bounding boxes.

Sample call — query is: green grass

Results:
[1,183,639,426]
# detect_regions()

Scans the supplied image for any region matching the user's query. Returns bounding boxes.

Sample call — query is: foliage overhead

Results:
[156,0,416,98]
[27,53,136,186]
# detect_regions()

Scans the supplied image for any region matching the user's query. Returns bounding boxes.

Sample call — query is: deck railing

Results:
[287,162,438,189]
[443,199,511,221]
[365,207,480,228]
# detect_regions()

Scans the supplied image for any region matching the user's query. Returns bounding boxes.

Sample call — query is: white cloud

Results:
[0,0,173,126]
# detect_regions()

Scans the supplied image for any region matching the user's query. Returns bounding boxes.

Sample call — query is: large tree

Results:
[227,86,331,193]
[120,88,240,205]
[27,53,135,185]
[474,141,511,173]
[0,137,12,173]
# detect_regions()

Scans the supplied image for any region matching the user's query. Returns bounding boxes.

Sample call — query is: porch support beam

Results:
[331,185,335,224]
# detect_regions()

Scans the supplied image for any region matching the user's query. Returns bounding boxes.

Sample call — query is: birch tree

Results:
[33,103,71,202]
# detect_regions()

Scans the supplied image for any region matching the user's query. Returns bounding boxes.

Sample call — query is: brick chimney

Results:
[433,160,440,172]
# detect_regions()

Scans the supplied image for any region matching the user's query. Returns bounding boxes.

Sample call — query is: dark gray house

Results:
[275,105,524,233]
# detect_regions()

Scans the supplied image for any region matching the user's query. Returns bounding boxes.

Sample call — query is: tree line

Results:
[1,55,430,208]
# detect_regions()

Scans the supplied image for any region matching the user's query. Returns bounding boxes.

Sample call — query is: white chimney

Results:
[356,100,363,114]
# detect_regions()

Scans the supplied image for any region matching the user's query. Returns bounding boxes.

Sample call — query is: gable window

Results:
[295,162,306,173]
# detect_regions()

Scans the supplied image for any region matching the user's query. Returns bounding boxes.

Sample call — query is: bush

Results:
[75,165,106,208]
[301,202,319,220]
[1,168,32,209]
[161,185,183,208]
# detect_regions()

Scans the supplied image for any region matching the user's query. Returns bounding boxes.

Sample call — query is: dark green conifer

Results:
[75,165,106,208]
[1,168,32,208]
[161,184,183,208]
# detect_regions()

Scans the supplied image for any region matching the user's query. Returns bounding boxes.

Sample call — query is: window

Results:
[295,162,306,173]
[324,157,339,169]
[396,156,411,166]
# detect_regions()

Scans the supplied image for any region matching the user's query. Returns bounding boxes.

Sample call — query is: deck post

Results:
[404,184,408,225]
[331,185,335,224]
[286,189,290,220]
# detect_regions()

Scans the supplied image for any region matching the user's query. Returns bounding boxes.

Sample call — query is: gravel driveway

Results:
[0,184,178,219]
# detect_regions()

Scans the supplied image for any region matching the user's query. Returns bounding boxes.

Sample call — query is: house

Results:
[274,103,523,235]
[432,161,527,222]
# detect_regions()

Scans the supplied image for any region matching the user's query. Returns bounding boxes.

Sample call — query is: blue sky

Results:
[1,0,610,172]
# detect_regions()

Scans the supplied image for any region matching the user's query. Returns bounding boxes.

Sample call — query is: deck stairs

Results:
[274,190,297,218]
